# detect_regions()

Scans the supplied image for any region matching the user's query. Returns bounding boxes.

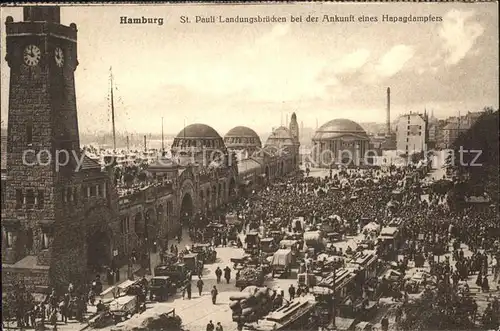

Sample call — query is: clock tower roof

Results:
[23,6,60,23]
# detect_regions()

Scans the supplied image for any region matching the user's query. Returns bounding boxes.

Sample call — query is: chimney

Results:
[386,87,391,136]
[143,135,147,151]
[126,135,130,151]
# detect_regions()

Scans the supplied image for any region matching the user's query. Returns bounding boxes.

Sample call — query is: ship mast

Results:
[110,67,117,151]
[161,117,165,153]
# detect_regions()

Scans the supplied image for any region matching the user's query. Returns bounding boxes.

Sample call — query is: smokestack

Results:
[126,136,130,151]
[143,135,147,151]
[386,87,391,136]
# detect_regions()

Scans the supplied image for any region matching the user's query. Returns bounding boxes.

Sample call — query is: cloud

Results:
[332,49,371,74]
[375,45,414,77]
[439,9,484,65]
[257,23,291,46]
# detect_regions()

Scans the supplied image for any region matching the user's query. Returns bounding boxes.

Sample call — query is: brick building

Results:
[1,7,119,291]
[1,6,299,293]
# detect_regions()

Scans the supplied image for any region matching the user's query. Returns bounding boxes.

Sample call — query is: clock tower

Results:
[2,6,90,290]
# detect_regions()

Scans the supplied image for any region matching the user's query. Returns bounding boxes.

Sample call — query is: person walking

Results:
[186,281,192,299]
[288,284,296,301]
[206,320,215,331]
[224,266,231,284]
[215,321,224,331]
[197,277,204,296]
[215,267,222,284]
[211,286,218,305]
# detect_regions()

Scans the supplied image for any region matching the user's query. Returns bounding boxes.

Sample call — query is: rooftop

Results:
[313,119,369,141]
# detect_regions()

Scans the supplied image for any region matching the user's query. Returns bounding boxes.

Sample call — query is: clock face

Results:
[54,47,64,67]
[23,44,41,66]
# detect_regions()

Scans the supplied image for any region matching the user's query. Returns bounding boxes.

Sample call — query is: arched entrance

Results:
[180,193,194,224]
[87,230,111,273]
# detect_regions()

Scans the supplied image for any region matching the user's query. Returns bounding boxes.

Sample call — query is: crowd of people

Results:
[190,163,499,329]
[5,161,498,330]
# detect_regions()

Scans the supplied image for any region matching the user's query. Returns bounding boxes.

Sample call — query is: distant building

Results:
[441,111,483,148]
[311,118,371,167]
[442,122,469,148]
[396,112,428,155]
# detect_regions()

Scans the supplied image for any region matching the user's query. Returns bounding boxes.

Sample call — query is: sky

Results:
[1,3,498,137]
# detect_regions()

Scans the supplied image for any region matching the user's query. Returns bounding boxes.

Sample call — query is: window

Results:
[1,184,5,208]
[37,190,44,209]
[407,126,410,130]
[406,138,409,142]
[98,184,103,197]
[26,189,35,209]
[67,188,72,202]
[16,189,23,209]
[26,119,33,145]
[90,185,97,197]
[26,228,34,251]
[41,232,50,249]
[419,132,422,136]
[121,217,129,234]
[4,228,14,248]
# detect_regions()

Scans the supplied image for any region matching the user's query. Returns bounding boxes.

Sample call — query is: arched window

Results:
[26,228,34,252]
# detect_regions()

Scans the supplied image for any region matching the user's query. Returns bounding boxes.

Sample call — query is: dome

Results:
[224,126,262,150]
[225,126,260,139]
[265,126,297,148]
[172,123,226,151]
[175,123,222,139]
[313,118,369,140]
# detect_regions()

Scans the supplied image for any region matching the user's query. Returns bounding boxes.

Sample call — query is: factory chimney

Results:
[143,135,147,151]
[386,87,391,136]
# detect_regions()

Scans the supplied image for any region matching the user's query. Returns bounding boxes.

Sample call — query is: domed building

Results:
[224,126,262,159]
[312,118,370,167]
[171,123,227,166]
[262,125,300,177]
[265,126,298,150]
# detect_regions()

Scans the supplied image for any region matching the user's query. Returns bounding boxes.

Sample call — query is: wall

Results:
[396,114,427,154]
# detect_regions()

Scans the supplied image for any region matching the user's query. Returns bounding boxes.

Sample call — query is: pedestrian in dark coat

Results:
[224,266,231,284]
[197,277,204,296]
[211,286,218,305]
[215,267,222,283]
[186,281,192,299]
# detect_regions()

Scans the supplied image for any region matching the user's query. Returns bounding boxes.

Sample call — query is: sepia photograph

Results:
[0,2,499,331]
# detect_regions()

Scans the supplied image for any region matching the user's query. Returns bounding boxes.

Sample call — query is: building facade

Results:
[395,113,428,155]
[311,119,371,168]
[1,7,298,292]
[1,7,119,291]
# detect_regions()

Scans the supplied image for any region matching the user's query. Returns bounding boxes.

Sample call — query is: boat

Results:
[243,296,318,331]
